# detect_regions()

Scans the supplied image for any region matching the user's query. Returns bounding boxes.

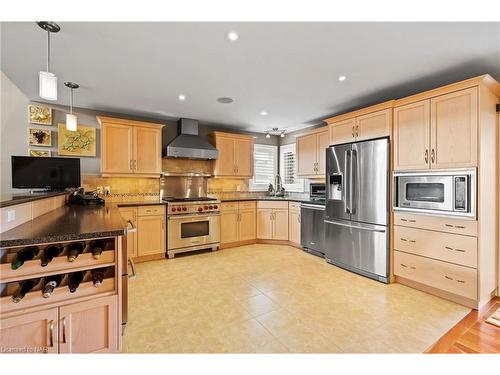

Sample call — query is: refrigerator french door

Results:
[325,137,390,283]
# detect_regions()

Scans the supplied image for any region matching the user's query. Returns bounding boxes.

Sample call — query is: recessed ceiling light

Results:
[338,75,347,82]
[265,133,270,139]
[280,131,285,138]
[178,94,186,101]
[216,97,234,104]
[260,111,268,116]
[227,31,239,41]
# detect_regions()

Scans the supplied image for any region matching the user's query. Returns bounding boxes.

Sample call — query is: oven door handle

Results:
[168,213,221,220]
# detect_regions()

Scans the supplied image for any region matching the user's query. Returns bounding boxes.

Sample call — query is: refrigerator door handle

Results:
[344,149,351,214]
[350,149,356,215]
[325,219,387,233]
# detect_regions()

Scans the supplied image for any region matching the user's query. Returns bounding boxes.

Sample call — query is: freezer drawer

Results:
[300,204,325,255]
[324,219,389,283]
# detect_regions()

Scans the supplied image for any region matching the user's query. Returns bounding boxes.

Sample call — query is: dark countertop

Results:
[0,191,68,208]
[0,205,126,248]
[220,197,326,205]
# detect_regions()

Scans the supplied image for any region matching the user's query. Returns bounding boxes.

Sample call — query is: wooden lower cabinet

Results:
[221,210,239,244]
[288,205,301,245]
[256,208,289,241]
[0,308,58,353]
[0,295,118,353]
[137,215,165,257]
[238,209,256,241]
[59,295,118,353]
[221,202,256,245]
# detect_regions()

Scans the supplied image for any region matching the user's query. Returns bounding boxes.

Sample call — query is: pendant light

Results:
[64,82,79,131]
[37,21,60,101]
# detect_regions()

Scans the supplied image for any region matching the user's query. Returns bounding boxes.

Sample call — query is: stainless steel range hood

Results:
[163,118,219,159]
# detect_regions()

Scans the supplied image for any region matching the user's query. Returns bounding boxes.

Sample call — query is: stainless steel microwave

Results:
[394,169,476,218]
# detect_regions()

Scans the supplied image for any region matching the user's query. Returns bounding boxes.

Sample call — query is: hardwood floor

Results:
[426,297,500,353]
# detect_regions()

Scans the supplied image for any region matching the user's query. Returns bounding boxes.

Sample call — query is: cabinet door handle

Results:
[408,219,416,223]
[431,149,435,163]
[130,160,133,170]
[444,275,453,281]
[62,317,67,344]
[425,149,428,163]
[456,279,465,283]
[400,263,408,268]
[128,257,137,279]
[400,238,408,242]
[352,126,355,138]
[49,320,55,347]
[454,225,465,229]
[298,215,301,223]
[356,125,359,137]
[445,224,454,228]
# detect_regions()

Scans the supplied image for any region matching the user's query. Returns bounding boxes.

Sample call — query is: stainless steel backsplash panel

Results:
[160,176,208,199]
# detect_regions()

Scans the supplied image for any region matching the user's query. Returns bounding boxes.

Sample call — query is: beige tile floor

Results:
[122,244,470,353]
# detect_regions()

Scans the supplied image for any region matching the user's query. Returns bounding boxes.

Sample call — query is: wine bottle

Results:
[67,242,84,262]
[12,278,40,303]
[90,240,105,260]
[68,271,84,293]
[40,245,63,267]
[42,274,63,298]
[91,268,107,287]
[11,246,40,270]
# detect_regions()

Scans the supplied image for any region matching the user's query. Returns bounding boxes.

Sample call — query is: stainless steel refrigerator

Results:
[324,137,389,283]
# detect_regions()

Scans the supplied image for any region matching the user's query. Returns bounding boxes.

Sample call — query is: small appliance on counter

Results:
[300,182,326,257]
[68,188,105,206]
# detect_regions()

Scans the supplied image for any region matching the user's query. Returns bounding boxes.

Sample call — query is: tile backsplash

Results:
[81,174,160,202]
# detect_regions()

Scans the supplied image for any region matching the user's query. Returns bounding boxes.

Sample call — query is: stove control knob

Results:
[209,205,213,209]
[214,205,218,209]
[182,207,187,211]
[198,207,203,212]
[204,206,208,210]
[171,207,176,212]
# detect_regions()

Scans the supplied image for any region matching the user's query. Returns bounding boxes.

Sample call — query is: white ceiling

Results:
[2,22,500,132]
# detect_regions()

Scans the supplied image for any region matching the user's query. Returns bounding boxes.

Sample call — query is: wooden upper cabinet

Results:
[394,100,431,170]
[316,130,329,174]
[101,122,134,173]
[97,116,164,177]
[211,132,254,177]
[297,130,328,177]
[59,295,118,353]
[0,308,58,354]
[329,119,355,145]
[356,109,391,141]
[297,133,317,176]
[430,87,478,169]
[134,126,162,174]
[235,139,254,176]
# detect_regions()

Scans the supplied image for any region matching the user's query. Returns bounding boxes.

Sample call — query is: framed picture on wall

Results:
[28,104,52,125]
[29,149,51,157]
[28,128,52,147]
[57,123,97,157]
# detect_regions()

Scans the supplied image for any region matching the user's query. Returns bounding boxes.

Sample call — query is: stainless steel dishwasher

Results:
[300,203,326,257]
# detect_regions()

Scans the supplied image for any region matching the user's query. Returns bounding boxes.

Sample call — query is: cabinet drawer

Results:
[238,201,256,210]
[221,202,239,211]
[394,212,477,236]
[257,200,289,209]
[394,226,477,268]
[138,205,165,216]
[288,202,301,211]
[394,250,477,300]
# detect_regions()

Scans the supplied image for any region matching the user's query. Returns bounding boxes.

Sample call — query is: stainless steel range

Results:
[161,175,220,258]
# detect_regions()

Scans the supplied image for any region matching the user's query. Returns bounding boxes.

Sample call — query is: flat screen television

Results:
[12,156,81,190]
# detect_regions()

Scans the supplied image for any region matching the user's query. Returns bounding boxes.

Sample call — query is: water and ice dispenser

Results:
[328,174,342,200]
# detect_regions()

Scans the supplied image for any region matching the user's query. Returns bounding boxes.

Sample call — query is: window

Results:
[279,143,305,192]
[250,144,278,191]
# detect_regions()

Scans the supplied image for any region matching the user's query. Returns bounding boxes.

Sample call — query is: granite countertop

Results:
[0,191,68,208]
[0,205,126,248]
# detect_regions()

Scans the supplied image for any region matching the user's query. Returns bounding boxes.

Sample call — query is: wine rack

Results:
[0,267,115,314]
[0,239,115,283]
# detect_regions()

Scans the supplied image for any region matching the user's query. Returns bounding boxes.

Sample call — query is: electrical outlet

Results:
[96,186,103,195]
[7,210,16,222]
[236,185,241,192]
[104,186,111,196]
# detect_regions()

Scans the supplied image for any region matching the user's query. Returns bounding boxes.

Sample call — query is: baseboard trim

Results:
[220,239,303,250]
[132,253,166,263]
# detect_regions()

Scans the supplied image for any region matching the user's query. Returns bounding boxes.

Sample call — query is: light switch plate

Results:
[7,210,16,222]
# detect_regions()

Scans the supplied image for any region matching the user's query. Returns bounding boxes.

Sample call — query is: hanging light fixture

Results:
[264,127,287,138]
[64,82,79,131]
[37,21,60,100]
